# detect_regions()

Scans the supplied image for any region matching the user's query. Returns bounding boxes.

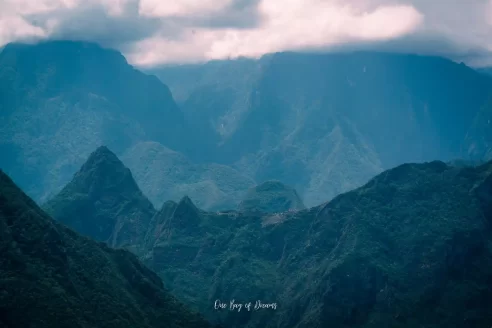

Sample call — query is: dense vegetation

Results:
[48,147,492,328]
[143,160,492,328]
[0,170,213,328]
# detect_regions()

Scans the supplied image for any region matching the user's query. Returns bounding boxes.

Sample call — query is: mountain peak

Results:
[238,180,305,213]
[70,145,139,196]
[93,145,114,155]
[178,195,196,208]
[82,145,122,169]
[170,196,201,230]
[45,146,155,248]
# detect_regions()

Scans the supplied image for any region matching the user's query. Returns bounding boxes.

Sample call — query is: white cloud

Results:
[128,1,423,66]
[209,2,422,58]
[0,15,47,46]
[138,0,233,17]
[1,0,492,67]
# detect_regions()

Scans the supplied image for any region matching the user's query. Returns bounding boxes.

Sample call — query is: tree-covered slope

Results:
[44,146,155,251]
[0,170,213,328]
[0,40,186,203]
[237,180,305,214]
[140,160,492,328]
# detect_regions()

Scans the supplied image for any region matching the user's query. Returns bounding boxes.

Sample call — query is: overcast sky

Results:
[1,0,492,67]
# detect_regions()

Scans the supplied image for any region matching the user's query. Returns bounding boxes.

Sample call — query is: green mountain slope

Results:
[0,40,186,203]
[141,161,492,327]
[51,149,492,327]
[0,170,213,328]
[237,180,305,214]
[121,141,256,211]
[44,146,155,251]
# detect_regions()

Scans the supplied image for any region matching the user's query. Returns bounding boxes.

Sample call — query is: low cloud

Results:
[1,0,492,67]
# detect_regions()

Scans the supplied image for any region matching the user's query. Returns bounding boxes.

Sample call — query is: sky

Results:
[1,0,492,67]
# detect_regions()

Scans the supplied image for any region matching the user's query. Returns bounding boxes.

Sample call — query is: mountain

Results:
[44,146,155,251]
[121,141,256,211]
[0,170,213,328]
[153,52,492,207]
[144,160,492,328]
[237,180,305,214]
[0,40,186,203]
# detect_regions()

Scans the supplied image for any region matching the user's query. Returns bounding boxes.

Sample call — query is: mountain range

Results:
[3,39,492,327]
[3,41,492,212]
[45,146,492,328]
[153,52,492,207]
